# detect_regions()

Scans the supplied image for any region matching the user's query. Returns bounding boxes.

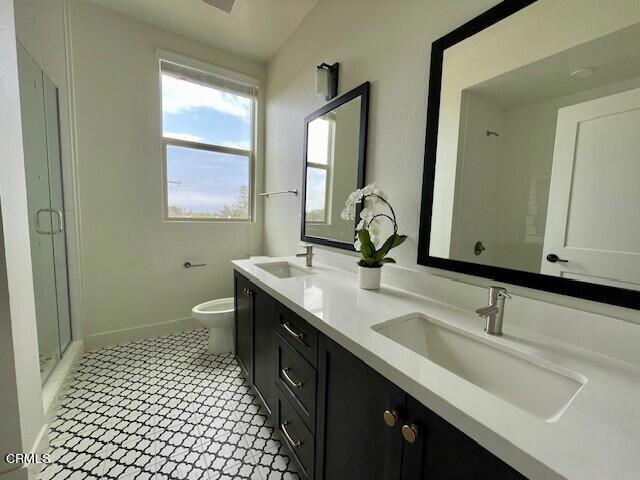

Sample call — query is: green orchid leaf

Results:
[380,257,396,264]
[374,234,396,261]
[358,229,376,259]
[374,233,407,262]
[391,234,407,248]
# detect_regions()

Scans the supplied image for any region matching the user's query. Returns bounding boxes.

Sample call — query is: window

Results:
[160,54,257,221]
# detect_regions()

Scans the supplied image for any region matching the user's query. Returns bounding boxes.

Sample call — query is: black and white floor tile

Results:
[40,329,300,480]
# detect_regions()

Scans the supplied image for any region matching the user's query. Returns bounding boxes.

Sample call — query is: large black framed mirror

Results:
[301,82,369,250]
[418,0,640,310]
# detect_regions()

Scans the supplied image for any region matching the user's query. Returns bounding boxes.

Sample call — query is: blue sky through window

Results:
[166,146,248,216]
[306,168,326,212]
[162,73,252,218]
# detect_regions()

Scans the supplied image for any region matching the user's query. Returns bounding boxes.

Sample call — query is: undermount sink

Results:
[372,313,586,422]
[255,261,315,279]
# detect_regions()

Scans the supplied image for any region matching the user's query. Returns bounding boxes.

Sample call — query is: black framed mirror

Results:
[418,0,640,310]
[301,82,370,250]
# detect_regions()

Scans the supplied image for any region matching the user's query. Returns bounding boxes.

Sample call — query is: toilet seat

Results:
[191,297,234,327]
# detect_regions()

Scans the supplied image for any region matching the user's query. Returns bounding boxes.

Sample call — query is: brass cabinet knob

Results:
[402,424,419,444]
[383,409,399,428]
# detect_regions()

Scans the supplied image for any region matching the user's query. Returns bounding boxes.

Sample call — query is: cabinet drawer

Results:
[276,305,318,366]
[277,394,315,480]
[276,333,316,431]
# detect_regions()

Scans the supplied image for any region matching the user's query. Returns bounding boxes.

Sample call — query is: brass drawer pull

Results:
[280,422,302,449]
[281,321,304,340]
[281,368,303,389]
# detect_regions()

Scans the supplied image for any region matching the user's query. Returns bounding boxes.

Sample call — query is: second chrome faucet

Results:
[296,245,314,267]
[475,286,512,336]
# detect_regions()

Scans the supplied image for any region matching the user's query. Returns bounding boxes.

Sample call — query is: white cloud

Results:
[164,132,205,143]
[162,74,250,120]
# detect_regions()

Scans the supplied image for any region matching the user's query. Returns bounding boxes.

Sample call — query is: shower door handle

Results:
[35,208,52,234]
[52,209,63,235]
[35,208,63,235]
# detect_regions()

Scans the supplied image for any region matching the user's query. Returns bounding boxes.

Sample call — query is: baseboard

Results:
[42,340,85,423]
[85,317,201,351]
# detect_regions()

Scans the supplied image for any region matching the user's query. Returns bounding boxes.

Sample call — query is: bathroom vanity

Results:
[233,257,640,480]
[233,268,524,479]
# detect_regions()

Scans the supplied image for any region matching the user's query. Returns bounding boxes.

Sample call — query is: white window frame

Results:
[158,50,258,223]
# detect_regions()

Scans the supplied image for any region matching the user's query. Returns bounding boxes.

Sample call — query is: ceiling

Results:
[467,22,640,110]
[86,0,318,62]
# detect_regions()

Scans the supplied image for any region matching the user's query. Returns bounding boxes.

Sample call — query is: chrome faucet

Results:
[475,286,512,336]
[296,245,313,267]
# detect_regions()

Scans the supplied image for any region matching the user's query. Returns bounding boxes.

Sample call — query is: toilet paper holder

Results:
[184,261,206,269]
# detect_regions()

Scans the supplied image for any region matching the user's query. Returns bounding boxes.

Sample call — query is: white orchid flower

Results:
[340,206,356,220]
[342,184,405,269]
[344,183,391,248]
[360,207,373,220]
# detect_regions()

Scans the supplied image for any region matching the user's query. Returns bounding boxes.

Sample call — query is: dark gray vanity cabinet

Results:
[401,396,525,479]
[316,337,525,480]
[315,335,405,480]
[233,273,527,480]
[234,274,254,381]
[234,272,279,414]
[253,288,278,415]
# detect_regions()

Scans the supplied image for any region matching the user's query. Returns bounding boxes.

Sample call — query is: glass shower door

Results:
[18,44,72,382]
[43,72,72,354]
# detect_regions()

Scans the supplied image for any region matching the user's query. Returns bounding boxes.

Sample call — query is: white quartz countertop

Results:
[232,257,640,480]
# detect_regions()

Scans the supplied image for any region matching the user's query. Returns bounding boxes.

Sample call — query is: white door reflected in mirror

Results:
[541,88,640,290]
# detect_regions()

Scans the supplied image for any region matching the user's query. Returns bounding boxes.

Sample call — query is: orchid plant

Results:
[340,184,407,268]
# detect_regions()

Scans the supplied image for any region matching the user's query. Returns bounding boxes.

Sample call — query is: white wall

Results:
[63,0,266,345]
[264,0,499,260]
[264,0,640,323]
[0,210,27,478]
[0,0,45,475]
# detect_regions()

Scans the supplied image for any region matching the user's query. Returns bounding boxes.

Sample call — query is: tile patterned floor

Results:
[40,329,300,480]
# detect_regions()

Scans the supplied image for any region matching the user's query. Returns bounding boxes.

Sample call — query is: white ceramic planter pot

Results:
[358,265,382,290]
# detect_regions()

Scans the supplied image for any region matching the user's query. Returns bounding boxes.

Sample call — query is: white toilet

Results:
[191,297,235,354]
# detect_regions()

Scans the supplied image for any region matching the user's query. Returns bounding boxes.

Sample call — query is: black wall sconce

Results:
[315,62,339,101]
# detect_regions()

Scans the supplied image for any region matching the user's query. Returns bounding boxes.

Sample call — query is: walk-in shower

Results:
[17,44,72,383]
